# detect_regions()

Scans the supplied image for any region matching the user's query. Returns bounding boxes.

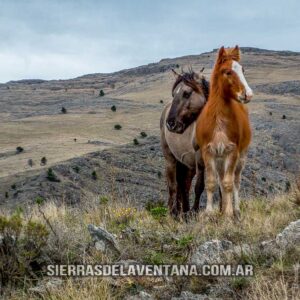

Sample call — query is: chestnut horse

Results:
[196,46,253,218]
[160,69,209,217]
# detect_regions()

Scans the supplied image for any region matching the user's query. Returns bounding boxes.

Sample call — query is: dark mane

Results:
[172,71,209,99]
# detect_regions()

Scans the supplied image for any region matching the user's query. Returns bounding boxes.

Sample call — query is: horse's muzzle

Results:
[166,119,184,133]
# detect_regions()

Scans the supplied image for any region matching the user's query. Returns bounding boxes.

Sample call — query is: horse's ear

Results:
[232,45,241,61]
[217,46,226,64]
[171,68,180,79]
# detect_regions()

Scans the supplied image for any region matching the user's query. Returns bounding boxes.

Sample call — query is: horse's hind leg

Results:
[176,162,194,215]
[192,167,204,213]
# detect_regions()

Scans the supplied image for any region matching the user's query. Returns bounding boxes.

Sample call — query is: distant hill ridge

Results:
[3,47,300,85]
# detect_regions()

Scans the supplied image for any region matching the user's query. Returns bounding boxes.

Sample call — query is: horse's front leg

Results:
[202,150,217,213]
[176,162,194,216]
[165,158,178,217]
[233,154,246,219]
[220,150,238,217]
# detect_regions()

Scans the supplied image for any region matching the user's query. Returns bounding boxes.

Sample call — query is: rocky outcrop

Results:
[88,224,120,255]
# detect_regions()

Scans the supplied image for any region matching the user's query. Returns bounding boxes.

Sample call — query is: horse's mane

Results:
[172,71,209,100]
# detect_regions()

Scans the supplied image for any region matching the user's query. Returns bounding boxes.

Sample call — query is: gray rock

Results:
[190,240,233,265]
[261,219,300,256]
[276,219,300,248]
[88,224,120,255]
[172,291,219,300]
[126,291,154,300]
[29,278,63,295]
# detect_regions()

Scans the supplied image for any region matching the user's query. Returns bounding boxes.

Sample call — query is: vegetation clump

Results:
[140,131,147,138]
[111,105,117,112]
[99,90,105,97]
[41,156,47,166]
[46,168,60,182]
[61,106,67,114]
[16,146,24,154]
[92,170,98,180]
[114,124,122,130]
[0,212,49,287]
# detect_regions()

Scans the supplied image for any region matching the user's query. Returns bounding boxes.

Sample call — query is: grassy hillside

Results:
[1,187,300,299]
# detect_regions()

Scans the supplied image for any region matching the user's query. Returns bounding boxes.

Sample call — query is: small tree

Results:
[41,157,47,166]
[61,107,67,114]
[140,131,147,138]
[46,168,60,182]
[111,105,117,112]
[16,146,24,154]
[114,124,122,130]
[160,100,164,104]
[99,90,105,97]
[133,138,139,145]
[92,170,98,180]
[28,159,33,167]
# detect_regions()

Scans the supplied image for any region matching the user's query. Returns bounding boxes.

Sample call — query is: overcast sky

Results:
[0,0,299,82]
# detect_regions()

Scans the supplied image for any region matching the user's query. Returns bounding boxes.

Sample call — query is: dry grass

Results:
[1,190,299,299]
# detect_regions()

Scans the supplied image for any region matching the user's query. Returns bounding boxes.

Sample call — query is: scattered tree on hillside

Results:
[99,90,105,97]
[111,105,117,112]
[92,170,98,180]
[46,168,60,182]
[140,131,147,138]
[114,124,122,130]
[41,157,47,166]
[28,159,33,167]
[61,107,67,114]
[16,146,24,154]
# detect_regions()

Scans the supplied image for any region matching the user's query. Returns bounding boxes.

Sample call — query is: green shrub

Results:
[114,124,122,130]
[41,156,47,166]
[111,105,117,112]
[46,168,60,182]
[73,166,80,173]
[140,131,147,138]
[133,138,139,145]
[11,184,16,190]
[28,159,33,167]
[92,170,98,180]
[149,206,168,220]
[61,107,67,114]
[144,250,165,264]
[35,196,45,205]
[99,90,105,97]
[160,100,164,104]
[177,235,193,248]
[0,213,49,287]
[5,191,8,198]
[16,146,24,154]
[99,196,109,205]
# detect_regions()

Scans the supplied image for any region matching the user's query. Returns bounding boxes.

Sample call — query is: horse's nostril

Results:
[166,119,176,130]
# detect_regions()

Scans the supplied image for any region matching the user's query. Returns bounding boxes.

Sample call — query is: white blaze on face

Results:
[232,61,253,99]
[176,86,181,94]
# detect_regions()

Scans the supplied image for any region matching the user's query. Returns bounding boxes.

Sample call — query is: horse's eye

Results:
[226,70,232,76]
[183,91,191,99]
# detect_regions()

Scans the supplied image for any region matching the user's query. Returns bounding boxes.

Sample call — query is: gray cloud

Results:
[0,0,299,82]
